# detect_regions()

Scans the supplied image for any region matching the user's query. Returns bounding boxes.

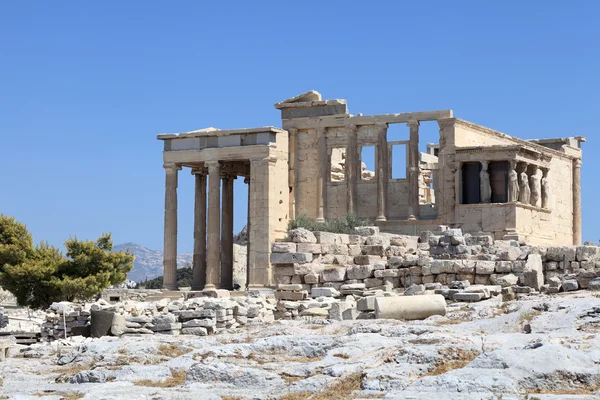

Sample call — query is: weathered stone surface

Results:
[311,287,340,298]
[453,292,484,302]
[111,313,126,336]
[546,246,577,262]
[355,226,379,236]
[562,280,579,292]
[296,243,322,254]
[347,265,375,280]
[475,261,496,275]
[270,252,312,264]
[523,254,544,290]
[289,228,317,244]
[181,327,208,336]
[357,296,377,311]
[304,273,319,284]
[321,267,347,282]
[272,242,297,253]
[354,255,382,265]
[277,284,304,291]
[490,273,519,287]
[588,278,600,291]
[577,246,600,261]
[274,291,308,301]
[314,232,343,244]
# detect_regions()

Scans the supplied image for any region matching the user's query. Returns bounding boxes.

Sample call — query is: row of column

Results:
[163,162,235,291]
[314,121,421,222]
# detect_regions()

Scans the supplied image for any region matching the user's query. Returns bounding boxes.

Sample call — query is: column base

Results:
[315,217,325,223]
[407,215,417,221]
[375,216,387,222]
[162,285,178,291]
[203,284,217,290]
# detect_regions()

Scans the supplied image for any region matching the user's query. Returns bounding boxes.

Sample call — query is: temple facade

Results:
[157,90,585,290]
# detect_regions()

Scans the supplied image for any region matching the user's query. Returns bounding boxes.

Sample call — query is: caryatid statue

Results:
[541,168,551,209]
[518,167,531,204]
[530,166,542,208]
[508,160,519,202]
[480,161,492,203]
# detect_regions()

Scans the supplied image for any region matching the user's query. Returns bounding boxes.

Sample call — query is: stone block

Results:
[465,235,493,246]
[314,232,342,244]
[361,245,387,256]
[347,265,375,280]
[294,263,325,275]
[311,287,340,297]
[374,269,399,278]
[588,278,600,291]
[182,319,216,328]
[272,242,297,253]
[321,267,347,282]
[577,246,600,261]
[581,261,595,270]
[490,273,518,287]
[545,261,558,271]
[289,228,317,243]
[296,243,322,254]
[277,284,304,291]
[453,292,484,302]
[499,247,521,261]
[512,261,526,273]
[355,226,379,236]
[562,280,579,292]
[365,235,391,247]
[270,252,312,264]
[321,244,349,255]
[457,260,476,274]
[275,275,292,284]
[274,291,308,301]
[348,245,362,256]
[475,261,495,275]
[354,255,382,265]
[304,273,319,284]
[342,307,360,320]
[357,296,377,311]
[348,235,363,245]
[546,246,577,262]
[523,254,544,290]
[274,265,296,276]
[495,261,513,273]
[474,275,490,285]
[291,275,303,284]
[364,278,383,288]
[328,302,352,321]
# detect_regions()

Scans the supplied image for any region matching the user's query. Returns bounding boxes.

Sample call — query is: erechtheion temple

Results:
[157,90,585,290]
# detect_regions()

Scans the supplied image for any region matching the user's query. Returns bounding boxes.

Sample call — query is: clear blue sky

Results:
[1,1,598,252]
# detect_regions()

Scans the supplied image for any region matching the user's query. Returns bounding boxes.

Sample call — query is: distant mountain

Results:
[114,242,192,283]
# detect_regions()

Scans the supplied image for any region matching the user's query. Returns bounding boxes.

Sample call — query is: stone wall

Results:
[271,226,600,296]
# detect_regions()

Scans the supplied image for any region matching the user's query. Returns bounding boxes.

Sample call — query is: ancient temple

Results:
[157,90,585,290]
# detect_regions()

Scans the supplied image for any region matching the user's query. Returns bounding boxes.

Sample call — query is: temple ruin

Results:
[157,90,585,290]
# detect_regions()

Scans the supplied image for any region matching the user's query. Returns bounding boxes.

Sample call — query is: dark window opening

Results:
[489,161,508,203]
[462,162,481,204]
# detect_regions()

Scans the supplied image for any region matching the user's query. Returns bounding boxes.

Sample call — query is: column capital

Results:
[375,122,388,130]
[288,128,298,135]
[406,120,420,128]
[191,167,207,176]
[205,160,221,169]
[163,163,182,171]
[574,158,583,168]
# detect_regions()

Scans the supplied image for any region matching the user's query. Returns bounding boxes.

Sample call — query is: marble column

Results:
[244,176,251,290]
[407,120,420,220]
[573,159,582,245]
[220,173,235,290]
[205,161,221,290]
[162,163,181,290]
[518,162,531,204]
[480,161,492,203]
[541,168,550,209]
[191,168,207,291]
[345,125,358,215]
[288,128,298,220]
[316,127,327,222]
[376,123,388,222]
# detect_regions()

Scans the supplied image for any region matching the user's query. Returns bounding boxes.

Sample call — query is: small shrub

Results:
[133,369,186,387]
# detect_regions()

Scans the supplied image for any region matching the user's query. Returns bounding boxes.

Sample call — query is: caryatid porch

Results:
[157,127,290,291]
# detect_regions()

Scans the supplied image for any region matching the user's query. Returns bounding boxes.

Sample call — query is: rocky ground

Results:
[2,291,600,400]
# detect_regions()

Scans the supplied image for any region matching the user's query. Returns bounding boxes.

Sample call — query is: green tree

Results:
[0,215,134,309]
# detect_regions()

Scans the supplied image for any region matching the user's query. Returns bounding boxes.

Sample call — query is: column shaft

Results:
[346,125,358,215]
[573,159,582,245]
[316,128,327,222]
[192,170,207,291]
[205,162,221,289]
[162,163,180,290]
[289,128,298,220]
[407,120,420,219]
[376,123,388,221]
[221,174,234,289]
[245,176,251,290]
